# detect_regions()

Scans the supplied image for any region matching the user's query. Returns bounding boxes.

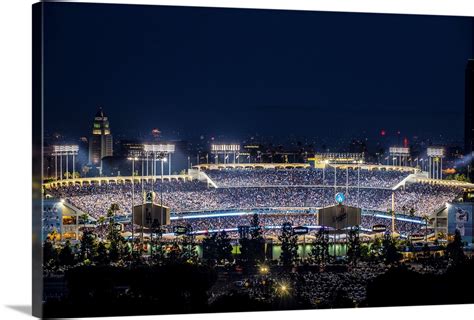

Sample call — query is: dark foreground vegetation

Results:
[42,208,474,317]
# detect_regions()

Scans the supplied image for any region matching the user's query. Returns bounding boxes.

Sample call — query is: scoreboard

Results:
[319,204,361,230]
[133,203,170,228]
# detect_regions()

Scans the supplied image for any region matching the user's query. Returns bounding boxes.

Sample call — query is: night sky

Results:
[43,3,473,145]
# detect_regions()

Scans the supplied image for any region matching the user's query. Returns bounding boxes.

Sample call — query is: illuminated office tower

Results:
[88,107,113,166]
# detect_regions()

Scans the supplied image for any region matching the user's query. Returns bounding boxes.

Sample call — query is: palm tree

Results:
[279,222,298,269]
[48,229,59,243]
[107,203,119,224]
[97,215,106,226]
[97,215,107,238]
[79,213,89,230]
[446,229,466,266]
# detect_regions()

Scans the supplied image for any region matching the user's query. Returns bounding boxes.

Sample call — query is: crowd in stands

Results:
[46,169,460,238]
[206,168,409,189]
[48,182,459,219]
[389,183,458,216]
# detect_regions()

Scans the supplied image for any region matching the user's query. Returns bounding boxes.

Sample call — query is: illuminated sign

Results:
[372,224,387,233]
[335,192,345,204]
[447,203,473,243]
[173,225,188,235]
[292,226,309,235]
[144,191,155,203]
[409,234,425,241]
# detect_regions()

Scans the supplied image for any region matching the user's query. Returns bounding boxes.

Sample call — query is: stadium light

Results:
[259,265,269,274]
[427,147,445,180]
[143,144,175,153]
[143,144,174,177]
[277,283,290,296]
[52,145,79,154]
[211,144,240,164]
[211,144,240,152]
[127,156,138,252]
[51,145,79,180]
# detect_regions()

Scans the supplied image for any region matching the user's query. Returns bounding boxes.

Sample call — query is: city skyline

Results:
[43,3,473,144]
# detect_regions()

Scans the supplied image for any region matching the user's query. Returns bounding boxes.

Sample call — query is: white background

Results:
[0,0,473,319]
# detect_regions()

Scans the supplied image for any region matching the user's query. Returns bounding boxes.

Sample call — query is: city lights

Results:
[259,265,269,274]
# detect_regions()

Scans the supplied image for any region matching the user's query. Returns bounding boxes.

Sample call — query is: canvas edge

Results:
[32,2,44,318]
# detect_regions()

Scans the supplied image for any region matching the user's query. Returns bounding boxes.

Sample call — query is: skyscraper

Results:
[88,107,113,167]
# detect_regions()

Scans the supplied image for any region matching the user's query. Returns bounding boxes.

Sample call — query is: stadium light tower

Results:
[427,147,445,180]
[389,147,410,167]
[143,144,175,177]
[160,156,167,230]
[357,166,361,206]
[52,145,79,180]
[420,158,425,171]
[145,151,149,176]
[168,153,172,175]
[211,144,240,164]
[127,156,138,249]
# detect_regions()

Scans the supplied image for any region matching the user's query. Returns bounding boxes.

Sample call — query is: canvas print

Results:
[33,1,474,318]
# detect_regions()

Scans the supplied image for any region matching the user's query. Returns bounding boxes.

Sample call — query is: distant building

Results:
[465,59,474,179]
[88,107,113,167]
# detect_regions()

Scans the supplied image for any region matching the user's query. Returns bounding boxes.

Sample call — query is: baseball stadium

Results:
[42,162,473,248]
